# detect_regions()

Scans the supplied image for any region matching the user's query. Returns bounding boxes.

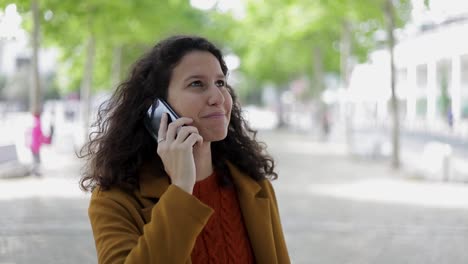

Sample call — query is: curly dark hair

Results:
[79,35,277,192]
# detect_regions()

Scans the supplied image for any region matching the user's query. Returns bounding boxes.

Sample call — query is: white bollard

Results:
[420,141,452,181]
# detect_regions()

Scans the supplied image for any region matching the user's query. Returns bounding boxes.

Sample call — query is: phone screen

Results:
[144,98,179,141]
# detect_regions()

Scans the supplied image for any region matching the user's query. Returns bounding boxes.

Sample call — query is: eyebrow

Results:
[184,74,226,82]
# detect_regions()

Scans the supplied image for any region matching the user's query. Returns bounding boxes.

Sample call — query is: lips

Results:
[202,111,226,118]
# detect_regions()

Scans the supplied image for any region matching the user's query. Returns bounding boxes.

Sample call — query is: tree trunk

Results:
[30,0,41,114]
[341,20,353,154]
[111,45,122,89]
[80,36,95,142]
[313,46,324,93]
[384,0,400,169]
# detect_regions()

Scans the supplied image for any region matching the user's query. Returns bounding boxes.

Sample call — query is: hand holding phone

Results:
[145,98,203,194]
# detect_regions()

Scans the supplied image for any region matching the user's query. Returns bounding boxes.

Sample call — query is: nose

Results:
[207,84,225,106]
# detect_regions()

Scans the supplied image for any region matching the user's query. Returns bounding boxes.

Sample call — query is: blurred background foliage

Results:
[0,0,412,102]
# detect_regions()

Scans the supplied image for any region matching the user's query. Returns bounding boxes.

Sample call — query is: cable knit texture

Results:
[191,172,255,264]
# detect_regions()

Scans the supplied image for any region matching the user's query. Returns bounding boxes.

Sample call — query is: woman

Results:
[80,35,290,264]
[30,112,52,176]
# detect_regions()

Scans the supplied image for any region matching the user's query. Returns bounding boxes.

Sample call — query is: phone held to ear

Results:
[144,98,179,141]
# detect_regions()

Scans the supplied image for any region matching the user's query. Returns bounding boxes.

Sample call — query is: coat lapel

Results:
[227,162,278,264]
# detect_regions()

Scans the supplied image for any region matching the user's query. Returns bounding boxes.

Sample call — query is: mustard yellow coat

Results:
[88,162,290,263]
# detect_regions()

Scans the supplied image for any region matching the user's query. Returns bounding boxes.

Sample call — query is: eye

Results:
[215,80,225,88]
[189,80,203,88]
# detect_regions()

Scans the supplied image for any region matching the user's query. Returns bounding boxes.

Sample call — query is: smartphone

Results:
[144,98,179,141]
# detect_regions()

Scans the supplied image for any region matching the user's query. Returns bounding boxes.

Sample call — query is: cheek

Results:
[224,91,233,112]
[168,93,197,118]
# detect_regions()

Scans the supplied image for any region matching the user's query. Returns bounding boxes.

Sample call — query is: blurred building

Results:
[347,5,468,137]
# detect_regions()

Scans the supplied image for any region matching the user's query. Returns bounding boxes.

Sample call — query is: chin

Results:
[203,131,228,142]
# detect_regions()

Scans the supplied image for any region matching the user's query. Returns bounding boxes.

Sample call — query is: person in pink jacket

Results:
[30,113,52,176]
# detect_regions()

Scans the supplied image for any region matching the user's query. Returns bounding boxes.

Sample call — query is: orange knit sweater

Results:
[191,172,255,264]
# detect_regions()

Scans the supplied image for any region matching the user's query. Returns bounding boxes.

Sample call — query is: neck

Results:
[193,141,213,181]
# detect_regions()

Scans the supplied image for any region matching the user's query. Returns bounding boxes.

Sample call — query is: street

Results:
[1,129,468,263]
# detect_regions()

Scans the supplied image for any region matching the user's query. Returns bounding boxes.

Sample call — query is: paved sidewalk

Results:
[260,130,468,264]
[1,129,468,263]
[0,144,93,263]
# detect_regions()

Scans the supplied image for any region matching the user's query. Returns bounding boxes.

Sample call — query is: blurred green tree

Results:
[221,0,411,166]
[1,0,413,152]
[228,0,411,95]
[0,0,217,140]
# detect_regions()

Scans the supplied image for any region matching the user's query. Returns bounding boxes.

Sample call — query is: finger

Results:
[183,133,203,148]
[158,112,168,141]
[175,126,199,143]
[195,134,203,146]
[166,117,193,141]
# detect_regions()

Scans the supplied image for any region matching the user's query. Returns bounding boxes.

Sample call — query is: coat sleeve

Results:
[264,180,291,263]
[88,185,214,264]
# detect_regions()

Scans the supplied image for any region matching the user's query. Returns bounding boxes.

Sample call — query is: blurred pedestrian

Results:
[447,109,453,129]
[30,112,52,176]
[79,35,290,263]
[321,106,330,138]
[49,108,56,144]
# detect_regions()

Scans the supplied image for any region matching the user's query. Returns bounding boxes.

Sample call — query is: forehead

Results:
[172,51,224,78]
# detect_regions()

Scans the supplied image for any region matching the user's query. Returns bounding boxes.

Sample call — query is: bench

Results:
[0,144,30,178]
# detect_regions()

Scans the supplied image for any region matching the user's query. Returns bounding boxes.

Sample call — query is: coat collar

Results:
[138,161,278,264]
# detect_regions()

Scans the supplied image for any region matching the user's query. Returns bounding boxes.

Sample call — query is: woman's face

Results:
[167,51,232,142]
